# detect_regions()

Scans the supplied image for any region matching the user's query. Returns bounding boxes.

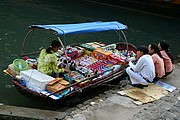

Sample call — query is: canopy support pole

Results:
[115,30,129,59]
[22,29,34,55]
[120,30,129,55]
[57,36,71,83]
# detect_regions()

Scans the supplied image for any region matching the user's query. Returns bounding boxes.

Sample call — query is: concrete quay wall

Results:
[0,105,67,120]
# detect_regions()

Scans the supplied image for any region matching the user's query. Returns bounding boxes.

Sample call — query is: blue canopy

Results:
[28,21,127,36]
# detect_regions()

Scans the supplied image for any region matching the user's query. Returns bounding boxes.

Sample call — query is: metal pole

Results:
[57,36,71,83]
[22,29,34,54]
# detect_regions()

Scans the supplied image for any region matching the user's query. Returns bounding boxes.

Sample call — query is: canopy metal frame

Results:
[21,21,129,83]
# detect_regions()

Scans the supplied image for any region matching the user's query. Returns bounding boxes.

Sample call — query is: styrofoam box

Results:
[20,69,54,92]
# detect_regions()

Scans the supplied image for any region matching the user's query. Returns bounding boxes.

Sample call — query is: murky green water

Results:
[0,0,179,110]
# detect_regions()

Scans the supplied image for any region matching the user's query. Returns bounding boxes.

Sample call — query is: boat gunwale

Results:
[10,42,136,102]
[11,67,125,101]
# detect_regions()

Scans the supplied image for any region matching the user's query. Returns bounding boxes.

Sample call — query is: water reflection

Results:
[0,0,179,110]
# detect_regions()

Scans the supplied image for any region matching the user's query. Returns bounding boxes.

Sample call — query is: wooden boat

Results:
[4,21,137,104]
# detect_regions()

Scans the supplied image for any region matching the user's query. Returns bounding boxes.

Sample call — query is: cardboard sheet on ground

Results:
[121,84,169,104]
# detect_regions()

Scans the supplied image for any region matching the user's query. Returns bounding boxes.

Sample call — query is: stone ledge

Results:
[0,105,67,120]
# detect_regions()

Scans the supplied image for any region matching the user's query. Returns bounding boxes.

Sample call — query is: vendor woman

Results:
[37,40,64,76]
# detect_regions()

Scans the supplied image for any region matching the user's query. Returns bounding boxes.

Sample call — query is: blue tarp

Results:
[28,21,127,36]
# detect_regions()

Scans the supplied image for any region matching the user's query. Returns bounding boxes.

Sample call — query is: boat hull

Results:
[10,42,136,104]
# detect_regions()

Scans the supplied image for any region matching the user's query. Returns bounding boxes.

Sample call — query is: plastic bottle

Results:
[18,62,22,70]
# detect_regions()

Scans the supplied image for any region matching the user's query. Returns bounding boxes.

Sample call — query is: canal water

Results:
[0,0,180,110]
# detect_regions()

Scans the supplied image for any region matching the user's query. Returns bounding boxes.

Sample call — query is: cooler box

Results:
[20,69,54,92]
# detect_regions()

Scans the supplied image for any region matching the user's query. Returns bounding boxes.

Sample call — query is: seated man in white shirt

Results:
[125,46,155,89]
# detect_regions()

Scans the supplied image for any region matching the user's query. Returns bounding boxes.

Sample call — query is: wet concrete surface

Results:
[0,63,180,120]
[65,63,180,120]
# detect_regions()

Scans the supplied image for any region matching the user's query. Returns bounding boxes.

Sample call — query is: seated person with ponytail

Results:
[148,43,165,82]
[158,41,175,77]
[37,40,65,76]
